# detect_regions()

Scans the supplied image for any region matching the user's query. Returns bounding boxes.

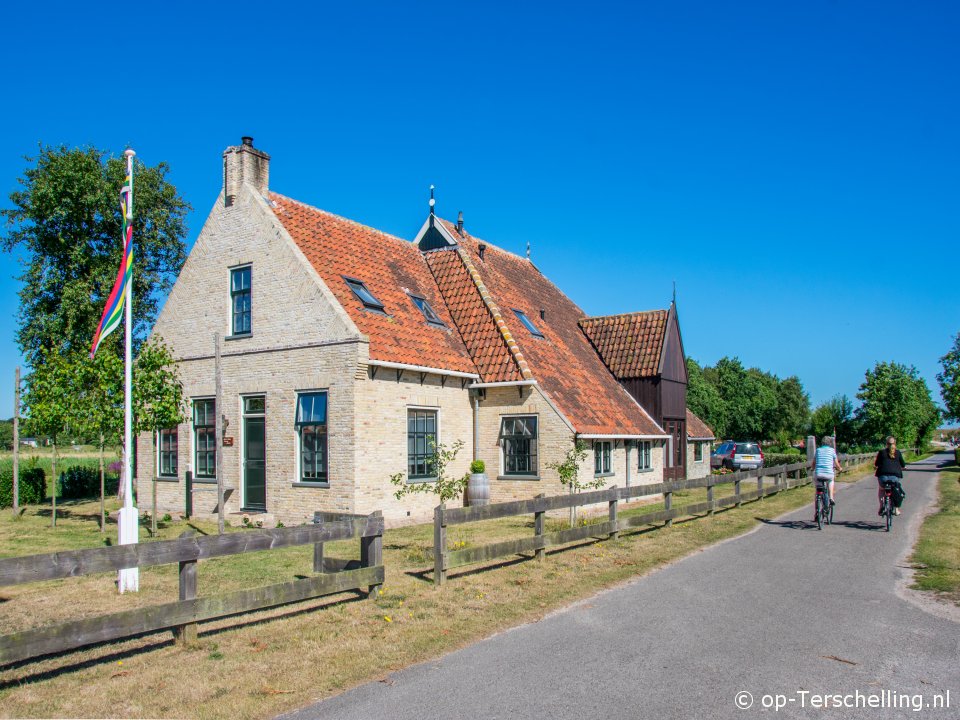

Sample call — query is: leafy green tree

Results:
[775,376,810,439]
[390,440,468,503]
[938,332,960,423]
[546,438,599,527]
[0,421,13,451]
[857,362,939,450]
[22,349,79,527]
[811,394,855,441]
[1,145,190,365]
[686,359,728,438]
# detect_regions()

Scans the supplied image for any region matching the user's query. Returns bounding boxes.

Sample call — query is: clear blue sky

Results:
[0,0,956,415]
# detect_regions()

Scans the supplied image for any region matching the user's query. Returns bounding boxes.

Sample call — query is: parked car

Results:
[711,441,764,471]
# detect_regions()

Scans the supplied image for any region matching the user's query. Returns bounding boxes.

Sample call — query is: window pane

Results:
[296,392,327,424]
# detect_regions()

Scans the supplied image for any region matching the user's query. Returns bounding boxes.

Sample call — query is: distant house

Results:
[19,438,38,448]
[137,138,713,525]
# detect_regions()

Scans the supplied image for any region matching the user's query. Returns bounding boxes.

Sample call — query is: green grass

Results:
[910,460,960,605]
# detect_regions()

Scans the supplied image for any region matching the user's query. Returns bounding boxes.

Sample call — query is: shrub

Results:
[763,453,805,468]
[0,467,46,508]
[57,465,120,500]
[469,460,486,474]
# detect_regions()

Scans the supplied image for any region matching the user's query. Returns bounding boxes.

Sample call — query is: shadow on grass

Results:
[0,591,367,689]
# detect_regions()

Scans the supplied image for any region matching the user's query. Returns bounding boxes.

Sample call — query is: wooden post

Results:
[664,484,673,527]
[734,475,741,507]
[214,334,225,535]
[360,511,383,597]
[534,493,546,562]
[433,503,446,586]
[806,435,816,484]
[12,367,19,513]
[608,486,619,539]
[757,471,763,499]
[707,477,715,515]
[174,530,197,645]
[313,542,324,573]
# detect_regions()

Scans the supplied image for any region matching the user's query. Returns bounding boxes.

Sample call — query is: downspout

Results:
[625,440,632,497]
[472,391,480,461]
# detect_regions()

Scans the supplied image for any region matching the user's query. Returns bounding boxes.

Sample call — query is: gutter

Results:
[468,380,539,389]
[367,359,479,380]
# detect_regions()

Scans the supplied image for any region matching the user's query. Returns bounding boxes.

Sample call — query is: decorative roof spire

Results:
[429,184,436,215]
[526,241,531,260]
[672,280,676,305]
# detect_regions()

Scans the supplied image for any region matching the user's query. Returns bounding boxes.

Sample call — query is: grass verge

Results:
[0,464,872,719]
[910,458,960,606]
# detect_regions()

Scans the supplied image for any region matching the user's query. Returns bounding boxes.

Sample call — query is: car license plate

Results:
[742,455,755,460]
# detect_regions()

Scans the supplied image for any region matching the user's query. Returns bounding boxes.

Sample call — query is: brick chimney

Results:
[223,136,270,207]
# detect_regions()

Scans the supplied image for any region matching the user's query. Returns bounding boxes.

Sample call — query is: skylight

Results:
[410,294,445,327]
[513,309,544,338]
[344,277,385,312]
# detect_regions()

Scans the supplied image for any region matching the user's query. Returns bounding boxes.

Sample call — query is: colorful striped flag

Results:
[90,173,134,358]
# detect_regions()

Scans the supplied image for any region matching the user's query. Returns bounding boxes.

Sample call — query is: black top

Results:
[874,449,906,478]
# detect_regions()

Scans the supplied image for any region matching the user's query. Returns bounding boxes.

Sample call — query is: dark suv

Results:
[711,441,764,471]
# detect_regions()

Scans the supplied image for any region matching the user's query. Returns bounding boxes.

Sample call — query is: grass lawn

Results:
[0,461,873,720]
[910,456,960,606]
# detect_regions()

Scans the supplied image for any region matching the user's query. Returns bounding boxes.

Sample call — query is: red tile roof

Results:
[435,220,663,436]
[579,310,669,379]
[268,194,478,375]
[686,409,715,440]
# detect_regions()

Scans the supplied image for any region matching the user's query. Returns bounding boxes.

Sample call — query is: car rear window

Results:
[713,443,730,454]
[737,443,761,455]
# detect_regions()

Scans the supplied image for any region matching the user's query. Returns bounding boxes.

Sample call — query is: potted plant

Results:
[467,459,489,506]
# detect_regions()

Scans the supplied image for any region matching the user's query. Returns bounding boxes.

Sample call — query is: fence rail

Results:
[432,453,874,585]
[0,512,384,666]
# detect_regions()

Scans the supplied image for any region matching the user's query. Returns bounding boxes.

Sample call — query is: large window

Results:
[594,441,612,475]
[501,416,538,476]
[231,266,251,335]
[407,409,437,480]
[193,400,216,478]
[158,428,178,477]
[297,392,328,484]
[638,440,652,471]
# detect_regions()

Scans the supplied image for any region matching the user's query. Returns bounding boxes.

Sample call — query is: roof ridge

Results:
[580,308,669,324]
[453,246,533,380]
[436,217,535,265]
[270,191,413,247]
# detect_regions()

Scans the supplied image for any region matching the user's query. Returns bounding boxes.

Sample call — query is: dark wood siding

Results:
[622,377,660,425]
[660,310,687,383]
[661,378,686,420]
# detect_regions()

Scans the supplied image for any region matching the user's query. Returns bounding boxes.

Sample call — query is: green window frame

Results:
[193,399,216,478]
[594,441,612,475]
[694,442,703,462]
[638,440,652,471]
[158,427,178,477]
[407,409,438,480]
[231,266,252,336]
[501,416,538,475]
[297,392,328,484]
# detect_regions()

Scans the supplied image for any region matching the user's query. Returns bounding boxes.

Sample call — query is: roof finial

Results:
[429,184,435,216]
[526,241,531,260]
[672,280,676,305]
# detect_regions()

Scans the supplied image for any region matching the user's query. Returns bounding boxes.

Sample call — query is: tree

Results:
[774,377,810,439]
[1,145,190,365]
[390,440,468,503]
[686,359,728,438]
[22,349,79,527]
[811,394,855,441]
[0,421,13,451]
[857,362,940,450]
[938,332,960,423]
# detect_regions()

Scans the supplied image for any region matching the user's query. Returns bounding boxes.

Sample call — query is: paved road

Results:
[285,455,958,719]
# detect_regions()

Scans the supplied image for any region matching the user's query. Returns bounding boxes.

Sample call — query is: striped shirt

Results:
[815,446,838,479]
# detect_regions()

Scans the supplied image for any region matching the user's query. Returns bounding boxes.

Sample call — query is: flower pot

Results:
[467,472,489,506]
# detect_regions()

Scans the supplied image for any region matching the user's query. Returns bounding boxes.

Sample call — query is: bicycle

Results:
[878,479,899,532]
[814,477,833,530]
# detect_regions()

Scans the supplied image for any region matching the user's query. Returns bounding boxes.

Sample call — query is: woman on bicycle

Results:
[814,435,842,507]
[875,436,906,516]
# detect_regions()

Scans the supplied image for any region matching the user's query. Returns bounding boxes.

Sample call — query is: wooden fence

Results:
[432,453,874,585]
[0,511,384,666]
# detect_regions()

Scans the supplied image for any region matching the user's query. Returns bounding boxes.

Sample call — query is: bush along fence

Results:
[432,453,875,586]
[0,511,383,666]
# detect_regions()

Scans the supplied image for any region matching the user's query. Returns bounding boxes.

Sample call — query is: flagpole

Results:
[118,148,139,593]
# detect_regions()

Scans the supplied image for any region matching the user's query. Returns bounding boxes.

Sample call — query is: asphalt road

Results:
[284,454,958,720]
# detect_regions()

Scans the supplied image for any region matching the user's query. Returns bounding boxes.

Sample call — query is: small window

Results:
[594,441,612,475]
[407,409,438,480]
[158,428,178,478]
[694,442,703,462]
[512,309,544,338]
[638,440,652,471]
[500,416,538,475]
[345,277,385,312]
[193,399,216,478]
[296,392,328,484]
[231,266,251,335]
[410,295,445,327]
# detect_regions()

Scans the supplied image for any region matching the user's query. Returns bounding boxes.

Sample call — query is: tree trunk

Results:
[152,475,157,536]
[98,435,105,533]
[50,441,57,528]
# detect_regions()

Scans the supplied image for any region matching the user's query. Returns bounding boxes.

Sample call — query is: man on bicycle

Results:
[875,436,906,516]
[814,435,842,513]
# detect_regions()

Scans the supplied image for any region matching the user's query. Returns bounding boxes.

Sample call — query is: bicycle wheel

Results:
[827,502,834,525]
[885,498,893,532]
[815,495,823,530]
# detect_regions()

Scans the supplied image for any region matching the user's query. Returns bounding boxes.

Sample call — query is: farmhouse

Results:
[136,138,713,525]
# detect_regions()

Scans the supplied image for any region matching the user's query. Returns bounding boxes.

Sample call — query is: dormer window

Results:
[410,294,445,327]
[344,277,385,312]
[513,309,544,338]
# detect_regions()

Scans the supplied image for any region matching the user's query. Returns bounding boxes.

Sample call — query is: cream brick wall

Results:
[686,439,712,480]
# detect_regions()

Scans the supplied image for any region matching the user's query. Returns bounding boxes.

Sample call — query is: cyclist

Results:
[875,436,906,516]
[814,435,842,512]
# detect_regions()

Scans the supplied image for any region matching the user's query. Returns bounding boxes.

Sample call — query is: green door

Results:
[243,397,266,511]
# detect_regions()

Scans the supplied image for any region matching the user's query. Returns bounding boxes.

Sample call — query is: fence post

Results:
[805,435,816,486]
[734,474,741,507]
[664,482,673,527]
[608,486,619,539]
[535,493,546,562]
[361,510,383,597]
[174,530,197,645]
[312,511,325,572]
[757,470,763,499]
[707,477,715,515]
[434,503,446,587]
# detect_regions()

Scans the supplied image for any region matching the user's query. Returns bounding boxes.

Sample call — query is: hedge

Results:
[0,467,47,508]
[763,452,803,468]
[57,466,120,501]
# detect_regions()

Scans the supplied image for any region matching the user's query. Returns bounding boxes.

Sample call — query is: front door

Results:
[663,418,687,481]
[243,396,266,511]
